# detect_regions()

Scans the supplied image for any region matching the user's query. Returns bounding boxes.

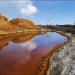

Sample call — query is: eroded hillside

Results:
[10,18,41,31]
[0,16,41,35]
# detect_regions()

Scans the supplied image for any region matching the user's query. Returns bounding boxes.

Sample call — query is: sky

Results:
[0,0,75,25]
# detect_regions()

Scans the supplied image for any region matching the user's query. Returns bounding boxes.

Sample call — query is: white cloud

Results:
[0,0,38,18]
[19,41,37,51]
[16,0,38,17]
[20,5,37,17]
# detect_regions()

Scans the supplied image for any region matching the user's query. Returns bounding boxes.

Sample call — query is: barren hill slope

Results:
[10,18,41,30]
[0,16,15,33]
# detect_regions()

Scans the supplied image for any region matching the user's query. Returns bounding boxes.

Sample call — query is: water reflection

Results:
[0,35,12,49]
[0,32,67,75]
[12,32,41,43]
[0,32,45,49]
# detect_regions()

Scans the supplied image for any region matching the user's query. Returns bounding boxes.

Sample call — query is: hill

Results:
[10,18,41,31]
[0,16,16,33]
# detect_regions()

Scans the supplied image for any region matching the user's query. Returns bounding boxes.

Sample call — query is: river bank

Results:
[36,45,63,75]
[46,34,75,75]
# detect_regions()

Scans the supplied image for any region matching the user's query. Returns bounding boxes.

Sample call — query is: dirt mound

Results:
[0,16,41,35]
[0,16,8,21]
[10,18,41,30]
[0,16,16,33]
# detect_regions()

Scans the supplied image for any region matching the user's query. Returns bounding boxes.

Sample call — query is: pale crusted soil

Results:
[46,35,75,75]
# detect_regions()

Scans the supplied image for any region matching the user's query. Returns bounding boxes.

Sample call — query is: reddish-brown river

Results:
[0,32,67,75]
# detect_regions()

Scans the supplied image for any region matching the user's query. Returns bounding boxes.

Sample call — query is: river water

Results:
[0,32,67,75]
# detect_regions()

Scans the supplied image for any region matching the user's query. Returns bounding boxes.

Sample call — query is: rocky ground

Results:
[46,34,75,75]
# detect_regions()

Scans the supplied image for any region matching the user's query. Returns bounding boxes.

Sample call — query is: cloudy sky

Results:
[0,0,75,25]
